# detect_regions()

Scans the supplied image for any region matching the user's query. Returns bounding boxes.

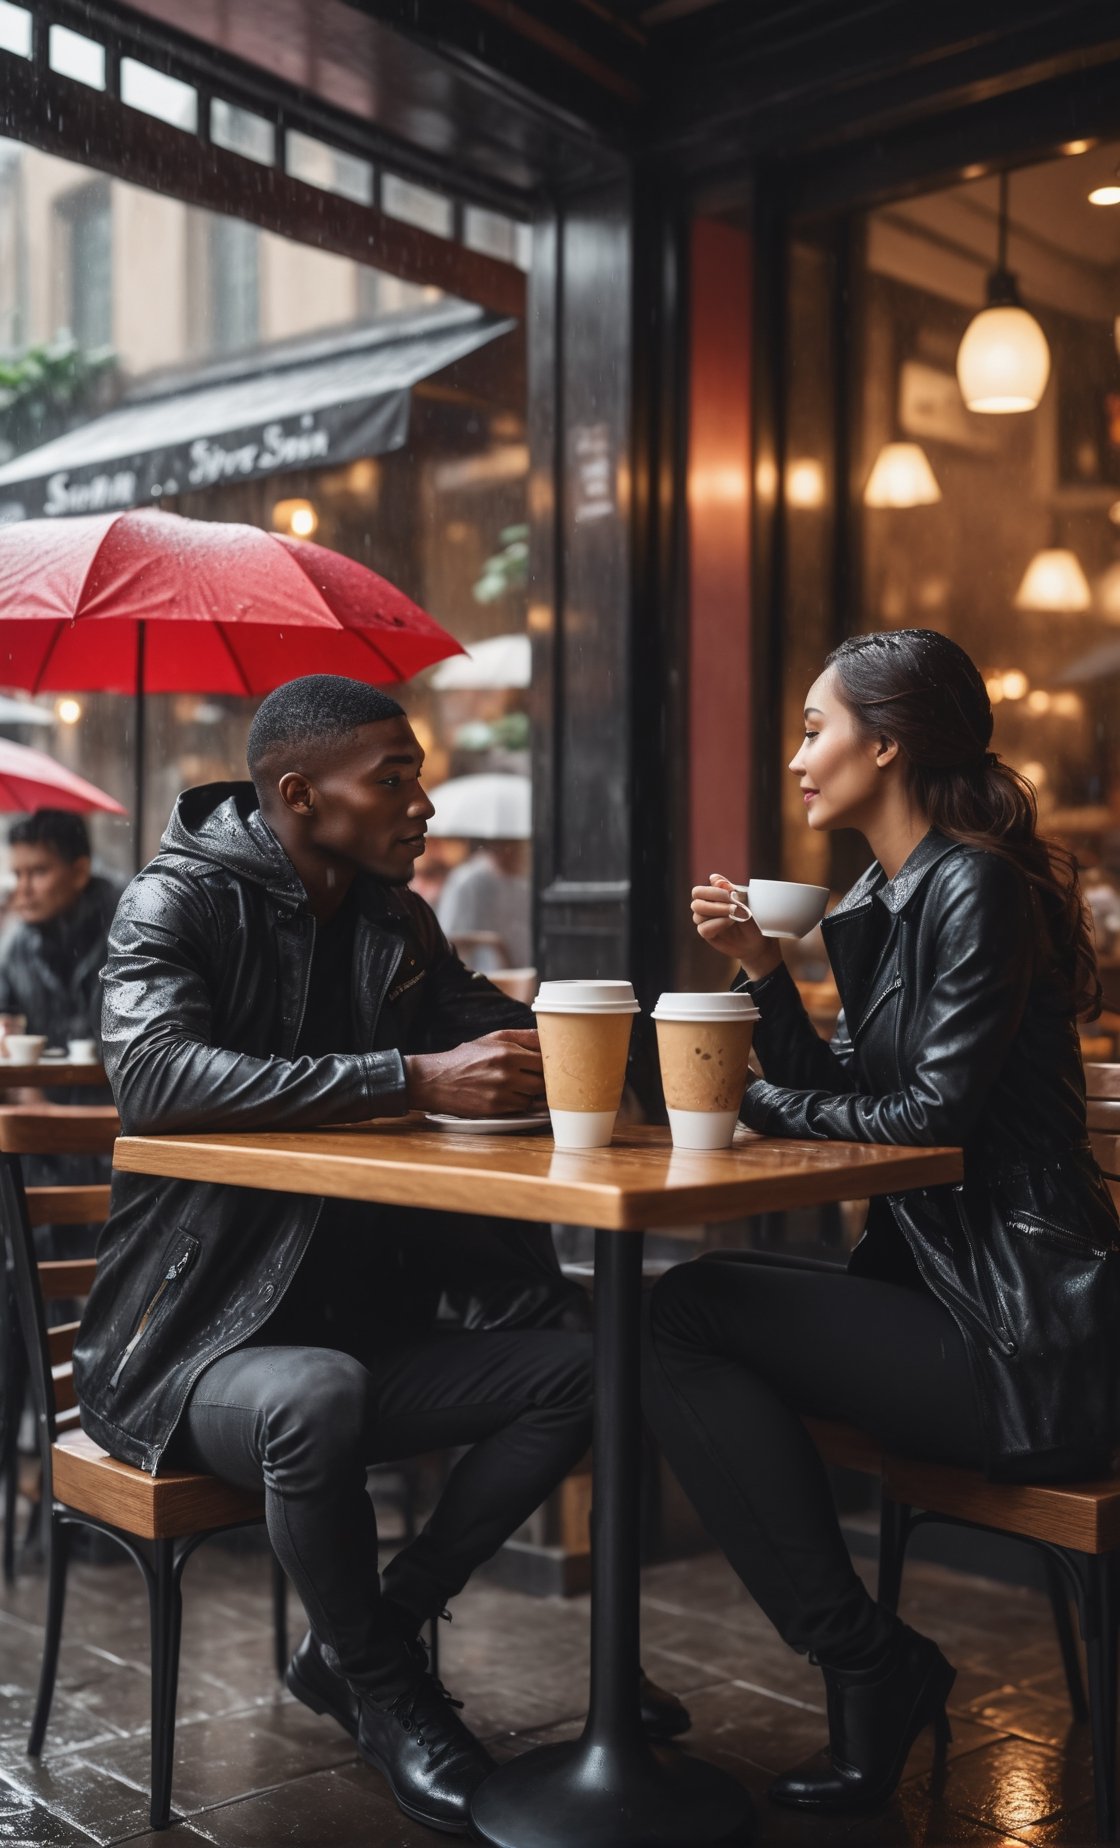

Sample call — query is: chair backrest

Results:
[0,1107,118,1482]
[1085,1062,1120,1102]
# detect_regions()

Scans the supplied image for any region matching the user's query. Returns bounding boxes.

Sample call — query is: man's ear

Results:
[277,771,316,816]
[875,734,900,770]
[71,854,93,892]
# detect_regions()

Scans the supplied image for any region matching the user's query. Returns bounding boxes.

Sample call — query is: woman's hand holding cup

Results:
[691,874,783,982]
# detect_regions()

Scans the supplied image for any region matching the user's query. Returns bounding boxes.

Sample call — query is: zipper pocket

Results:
[110,1235,200,1388]
[1007,1216,1110,1262]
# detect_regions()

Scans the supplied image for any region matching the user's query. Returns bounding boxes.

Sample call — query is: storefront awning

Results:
[0,302,514,521]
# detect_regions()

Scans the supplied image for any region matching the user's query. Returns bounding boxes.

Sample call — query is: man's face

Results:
[292,717,436,884]
[9,843,91,924]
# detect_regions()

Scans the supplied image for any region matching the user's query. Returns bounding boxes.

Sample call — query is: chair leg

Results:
[28,1513,69,1756]
[877,1496,911,1614]
[1042,1552,1088,1724]
[1079,1554,1118,1843]
[2,1439,16,1585]
[271,1552,289,1680]
[147,1539,184,1831]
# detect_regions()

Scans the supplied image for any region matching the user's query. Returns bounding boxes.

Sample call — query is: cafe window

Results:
[779,145,1120,992]
[0,140,530,972]
[208,213,260,356]
[56,179,112,352]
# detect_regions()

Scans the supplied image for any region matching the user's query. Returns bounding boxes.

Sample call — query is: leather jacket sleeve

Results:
[103,868,406,1136]
[742,853,1035,1146]
[738,962,858,1093]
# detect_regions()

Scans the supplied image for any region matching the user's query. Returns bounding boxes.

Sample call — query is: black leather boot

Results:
[288,1628,692,1743]
[357,1671,495,1835]
[639,1668,691,1739]
[768,1624,956,1814]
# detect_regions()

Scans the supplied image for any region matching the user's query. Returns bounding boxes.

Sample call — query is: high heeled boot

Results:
[769,1623,956,1813]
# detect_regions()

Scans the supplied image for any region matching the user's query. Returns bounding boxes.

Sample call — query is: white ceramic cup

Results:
[531,980,640,1149]
[652,991,759,1149]
[68,1039,98,1062]
[5,1034,47,1063]
[729,878,830,940]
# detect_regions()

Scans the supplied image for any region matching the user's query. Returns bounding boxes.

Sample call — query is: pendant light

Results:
[863,442,941,508]
[1013,548,1090,612]
[956,173,1051,413]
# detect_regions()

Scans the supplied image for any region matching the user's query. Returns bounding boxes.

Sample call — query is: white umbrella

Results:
[0,693,53,727]
[426,772,530,839]
[429,633,530,691]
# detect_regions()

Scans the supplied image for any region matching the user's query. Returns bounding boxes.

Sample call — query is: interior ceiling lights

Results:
[1089,164,1120,205]
[1013,548,1091,613]
[956,173,1051,413]
[863,443,941,508]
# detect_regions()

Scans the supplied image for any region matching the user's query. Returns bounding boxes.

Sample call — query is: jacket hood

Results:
[159,782,306,905]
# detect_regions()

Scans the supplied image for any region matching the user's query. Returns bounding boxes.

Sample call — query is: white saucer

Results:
[425,1113,551,1135]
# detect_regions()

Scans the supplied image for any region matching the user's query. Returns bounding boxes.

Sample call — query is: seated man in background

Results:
[75,675,682,1837]
[0,809,120,1058]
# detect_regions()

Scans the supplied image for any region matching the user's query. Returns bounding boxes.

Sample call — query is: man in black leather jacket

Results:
[75,676,605,1836]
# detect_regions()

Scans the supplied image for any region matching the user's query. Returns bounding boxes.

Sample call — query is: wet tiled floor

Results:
[0,1524,1107,1845]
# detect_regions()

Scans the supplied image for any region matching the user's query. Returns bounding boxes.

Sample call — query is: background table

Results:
[0,1061,106,1088]
[115,1120,962,1848]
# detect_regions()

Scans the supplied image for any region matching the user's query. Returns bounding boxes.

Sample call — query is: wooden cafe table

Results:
[113,1118,963,1848]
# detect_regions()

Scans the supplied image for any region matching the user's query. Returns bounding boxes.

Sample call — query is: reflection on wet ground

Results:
[0,1514,1103,1845]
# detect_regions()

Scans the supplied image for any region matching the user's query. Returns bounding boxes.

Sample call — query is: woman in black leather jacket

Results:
[643,627,1120,1817]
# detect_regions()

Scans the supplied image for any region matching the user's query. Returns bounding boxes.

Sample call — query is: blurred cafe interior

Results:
[5,3,1120,1057]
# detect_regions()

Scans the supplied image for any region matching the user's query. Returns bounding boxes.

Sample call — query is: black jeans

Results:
[174,1324,593,1688]
[642,1255,984,1667]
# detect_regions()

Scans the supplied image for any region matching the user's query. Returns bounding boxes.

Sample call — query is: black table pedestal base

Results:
[470,1736,755,1848]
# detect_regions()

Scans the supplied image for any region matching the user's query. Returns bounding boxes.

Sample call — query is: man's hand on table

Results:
[403,1030,546,1117]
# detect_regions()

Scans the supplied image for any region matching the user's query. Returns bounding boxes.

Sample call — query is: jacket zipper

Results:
[852,974,903,1042]
[110,1239,198,1388]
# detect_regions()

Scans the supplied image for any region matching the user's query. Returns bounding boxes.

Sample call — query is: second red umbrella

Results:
[0,508,465,859]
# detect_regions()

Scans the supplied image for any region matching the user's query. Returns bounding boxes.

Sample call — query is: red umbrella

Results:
[0,738,126,815]
[0,509,465,858]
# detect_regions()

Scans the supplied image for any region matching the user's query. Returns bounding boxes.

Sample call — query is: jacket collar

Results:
[821,831,959,1030]
[825,830,959,923]
[877,830,960,914]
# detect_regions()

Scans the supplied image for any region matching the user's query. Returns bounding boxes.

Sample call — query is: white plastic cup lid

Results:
[532,979,641,1014]
[652,990,760,1022]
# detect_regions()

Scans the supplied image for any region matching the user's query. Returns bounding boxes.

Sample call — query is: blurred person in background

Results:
[0,809,121,1055]
[437,839,531,972]
[0,811,121,1562]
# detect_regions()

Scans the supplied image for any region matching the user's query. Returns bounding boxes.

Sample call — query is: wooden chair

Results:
[799,1072,1120,1840]
[0,1105,274,1831]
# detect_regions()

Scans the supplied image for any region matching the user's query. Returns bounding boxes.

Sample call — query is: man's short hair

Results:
[247,676,405,787]
[8,809,91,862]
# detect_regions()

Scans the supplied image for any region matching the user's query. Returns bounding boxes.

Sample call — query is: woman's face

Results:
[788,666,890,832]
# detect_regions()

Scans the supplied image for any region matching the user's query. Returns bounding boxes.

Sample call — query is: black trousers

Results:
[642,1255,985,1667]
[175,1324,593,1688]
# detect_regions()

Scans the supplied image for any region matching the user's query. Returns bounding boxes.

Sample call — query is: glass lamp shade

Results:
[1013,548,1091,612]
[1095,561,1120,621]
[956,304,1051,412]
[863,442,941,508]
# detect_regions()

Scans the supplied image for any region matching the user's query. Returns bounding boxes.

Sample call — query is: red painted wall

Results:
[687,217,752,888]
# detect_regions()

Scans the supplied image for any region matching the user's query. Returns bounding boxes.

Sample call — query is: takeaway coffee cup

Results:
[653,991,760,1150]
[730,878,829,940]
[531,980,640,1149]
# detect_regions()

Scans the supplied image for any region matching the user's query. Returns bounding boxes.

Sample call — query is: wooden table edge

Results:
[113,1132,963,1232]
